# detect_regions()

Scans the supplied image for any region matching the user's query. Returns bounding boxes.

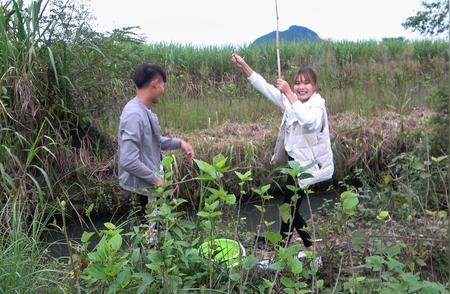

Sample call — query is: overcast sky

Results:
[89,0,426,46]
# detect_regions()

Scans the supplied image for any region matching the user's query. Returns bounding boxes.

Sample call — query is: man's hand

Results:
[155,176,164,186]
[181,139,195,162]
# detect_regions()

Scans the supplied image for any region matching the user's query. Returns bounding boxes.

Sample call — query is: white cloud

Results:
[90,0,426,45]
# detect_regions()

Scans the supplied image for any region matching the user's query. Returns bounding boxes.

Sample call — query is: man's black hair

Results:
[133,63,167,89]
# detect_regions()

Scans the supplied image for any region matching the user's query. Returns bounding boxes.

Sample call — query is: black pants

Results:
[130,192,149,217]
[279,173,313,248]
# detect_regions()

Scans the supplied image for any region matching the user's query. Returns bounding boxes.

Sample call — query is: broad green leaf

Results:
[287,258,303,274]
[117,268,131,288]
[131,248,141,264]
[384,174,393,185]
[147,250,164,263]
[212,154,227,168]
[268,260,285,271]
[136,273,153,294]
[279,203,292,223]
[425,209,437,216]
[261,195,274,200]
[109,233,122,251]
[243,255,260,270]
[84,264,108,281]
[235,170,252,181]
[355,276,366,283]
[104,222,116,230]
[197,211,210,218]
[194,159,214,173]
[145,263,161,272]
[387,244,402,258]
[191,237,200,246]
[202,220,212,231]
[431,155,448,163]
[196,174,215,181]
[174,240,190,248]
[209,211,222,218]
[286,185,299,193]
[351,231,367,252]
[263,278,274,289]
[264,231,282,245]
[225,194,236,205]
[365,255,384,271]
[264,220,276,227]
[377,211,389,221]
[422,281,447,293]
[340,191,359,215]
[386,257,404,273]
[252,184,271,195]
[207,200,220,211]
[229,272,241,281]
[107,282,120,294]
[438,210,447,218]
[419,172,431,179]
[400,273,422,292]
[81,232,95,243]
[162,155,174,167]
[278,244,300,259]
[297,172,313,180]
[260,184,271,194]
[411,160,425,170]
[205,187,219,194]
[280,277,295,288]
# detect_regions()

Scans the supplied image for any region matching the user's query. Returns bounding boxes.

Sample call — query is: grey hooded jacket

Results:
[118,97,181,193]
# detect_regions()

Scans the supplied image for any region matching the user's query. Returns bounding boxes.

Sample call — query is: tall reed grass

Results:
[0,201,62,293]
[97,39,449,132]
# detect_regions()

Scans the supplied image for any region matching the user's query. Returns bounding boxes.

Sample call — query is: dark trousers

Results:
[130,192,149,217]
[279,173,313,248]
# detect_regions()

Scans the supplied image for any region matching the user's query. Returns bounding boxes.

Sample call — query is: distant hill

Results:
[252,25,321,45]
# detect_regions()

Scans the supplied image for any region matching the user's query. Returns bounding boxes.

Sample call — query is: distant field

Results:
[99,39,448,133]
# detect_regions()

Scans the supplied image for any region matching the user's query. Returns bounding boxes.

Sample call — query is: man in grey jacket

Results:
[118,63,194,216]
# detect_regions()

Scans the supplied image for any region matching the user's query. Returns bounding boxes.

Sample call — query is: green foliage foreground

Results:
[32,155,446,293]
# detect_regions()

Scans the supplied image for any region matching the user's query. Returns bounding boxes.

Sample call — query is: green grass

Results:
[96,39,448,133]
[0,201,64,293]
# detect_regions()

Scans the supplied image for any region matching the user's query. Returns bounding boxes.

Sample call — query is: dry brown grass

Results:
[172,108,433,181]
[330,107,433,179]
[70,108,433,212]
[314,213,448,284]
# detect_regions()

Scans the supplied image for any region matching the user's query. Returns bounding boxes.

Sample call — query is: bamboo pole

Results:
[275,0,281,79]
[274,0,284,110]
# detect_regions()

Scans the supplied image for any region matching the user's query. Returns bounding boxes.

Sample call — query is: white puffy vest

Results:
[284,106,334,188]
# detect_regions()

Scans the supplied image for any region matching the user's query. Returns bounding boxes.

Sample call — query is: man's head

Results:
[133,63,167,106]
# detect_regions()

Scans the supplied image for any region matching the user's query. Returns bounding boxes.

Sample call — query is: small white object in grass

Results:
[258,259,271,270]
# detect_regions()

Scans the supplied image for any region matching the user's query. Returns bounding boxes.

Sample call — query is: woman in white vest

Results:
[231,53,334,252]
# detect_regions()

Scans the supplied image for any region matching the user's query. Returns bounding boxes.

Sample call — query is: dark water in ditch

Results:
[45,190,339,257]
